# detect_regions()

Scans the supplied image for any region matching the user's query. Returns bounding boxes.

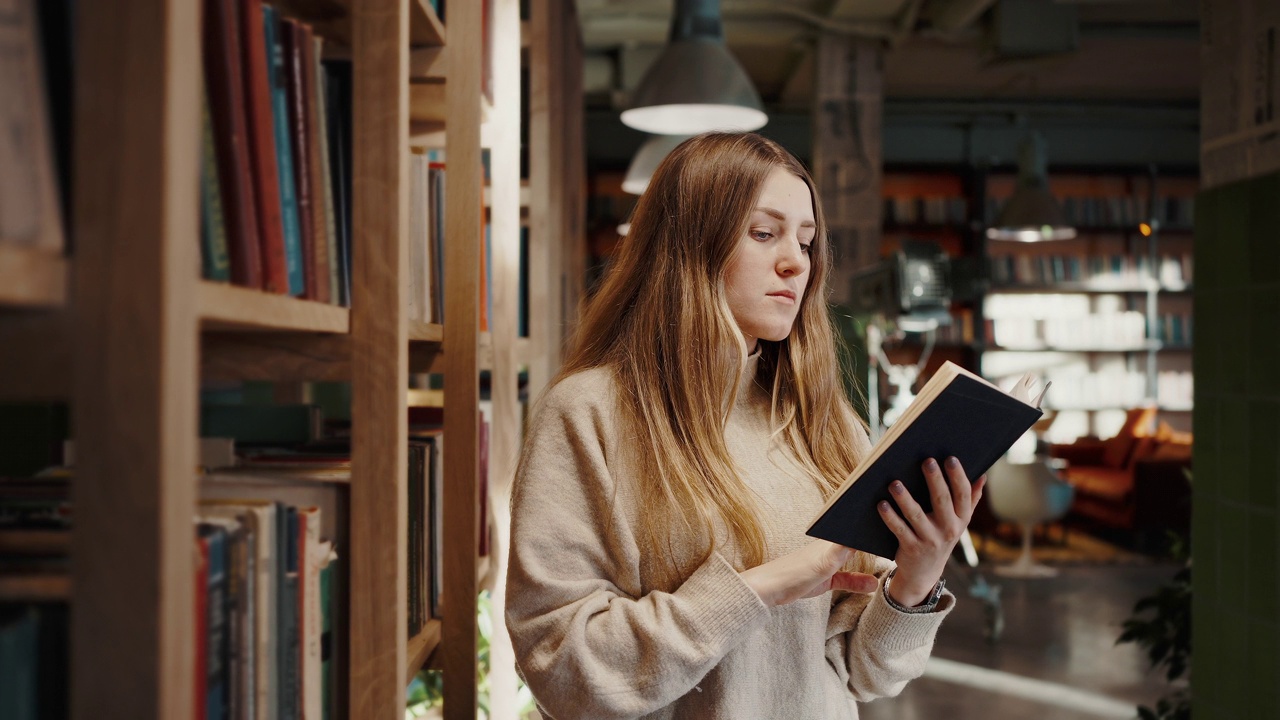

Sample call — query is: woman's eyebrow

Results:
[755,206,816,228]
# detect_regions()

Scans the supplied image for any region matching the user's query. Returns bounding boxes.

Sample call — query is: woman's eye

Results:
[800,243,812,254]
[752,230,773,241]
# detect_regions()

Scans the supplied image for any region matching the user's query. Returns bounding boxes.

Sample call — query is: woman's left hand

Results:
[877,456,986,608]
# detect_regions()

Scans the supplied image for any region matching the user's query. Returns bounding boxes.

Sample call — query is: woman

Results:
[506,132,984,719]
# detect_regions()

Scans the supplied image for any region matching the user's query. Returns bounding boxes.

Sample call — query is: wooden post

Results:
[487,0,523,714]
[71,0,201,717]
[349,0,410,716]
[812,34,884,304]
[528,0,586,399]
[443,0,483,717]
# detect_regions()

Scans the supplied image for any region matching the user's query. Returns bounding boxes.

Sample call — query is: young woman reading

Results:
[505,132,985,719]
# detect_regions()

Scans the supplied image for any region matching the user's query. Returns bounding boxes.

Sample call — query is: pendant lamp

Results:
[620,0,767,134]
[987,132,1076,242]
[622,134,690,195]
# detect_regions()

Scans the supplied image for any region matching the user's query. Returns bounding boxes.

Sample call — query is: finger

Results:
[887,480,938,541]
[970,474,987,510]
[924,458,956,519]
[829,571,878,595]
[942,456,970,518]
[878,498,922,544]
[813,541,853,574]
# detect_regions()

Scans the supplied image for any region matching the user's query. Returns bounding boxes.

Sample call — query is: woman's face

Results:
[724,167,815,352]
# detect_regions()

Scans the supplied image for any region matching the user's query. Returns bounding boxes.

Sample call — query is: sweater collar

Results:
[734,348,766,410]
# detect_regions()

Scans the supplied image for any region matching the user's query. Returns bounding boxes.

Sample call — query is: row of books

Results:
[1151,313,1193,347]
[1029,370,1193,411]
[983,195,1196,230]
[203,401,492,641]
[981,312,1193,351]
[987,312,1148,350]
[883,196,970,227]
[988,253,1193,288]
[0,477,72,718]
[194,499,336,720]
[878,194,1196,231]
[406,152,503,331]
[931,308,976,345]
[199,0,353,304]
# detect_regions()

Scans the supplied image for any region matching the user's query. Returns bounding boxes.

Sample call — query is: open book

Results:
[807,361,1048,559]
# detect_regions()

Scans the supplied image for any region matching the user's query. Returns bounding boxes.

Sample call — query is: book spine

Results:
[322,61,353,307]
[263,4,305,297]
[277,506,299,720]
[313,40,341,306]
[299,508,323,720]
[194,533,210,720]
[240,0,289,294]
[282,17,316,301]
[204,0,263,288]
[301,27,331,305]
[201,95,233,282]
[319,559,334,720]
[203,525,231,720]
[235,523,257,720]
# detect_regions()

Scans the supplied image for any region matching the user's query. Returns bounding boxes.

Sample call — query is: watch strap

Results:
[883,568,945,614]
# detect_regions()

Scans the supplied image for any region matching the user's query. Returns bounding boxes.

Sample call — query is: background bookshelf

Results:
[979,170,1196,443]
[870,166,1195,443]
[0,1,583,719]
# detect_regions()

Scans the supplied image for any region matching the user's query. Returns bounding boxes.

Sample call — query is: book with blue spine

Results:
[262,4,304,296]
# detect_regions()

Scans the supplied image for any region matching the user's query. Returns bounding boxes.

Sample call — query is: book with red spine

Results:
[239,0,290,294]
[203,0,263,289]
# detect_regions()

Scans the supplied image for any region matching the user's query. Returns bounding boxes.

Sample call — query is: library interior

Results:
[0,0,1274,719]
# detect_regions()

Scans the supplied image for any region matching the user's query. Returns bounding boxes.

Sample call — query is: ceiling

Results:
[578,0,1201,112]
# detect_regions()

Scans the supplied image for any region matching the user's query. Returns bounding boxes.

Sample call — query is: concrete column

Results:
[811,34,884,304]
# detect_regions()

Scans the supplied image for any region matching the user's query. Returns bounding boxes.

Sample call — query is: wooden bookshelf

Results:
[0,245,67,307]
[19,0,582,718]
[198,281,351,332]
[409,0,447,47]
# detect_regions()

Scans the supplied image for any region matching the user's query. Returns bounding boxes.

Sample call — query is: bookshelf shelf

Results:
[987,342,1160,353]
[987,283,1193,294]
[406,619,443,685]
[1047,404,1195,413]
[410,0,447,48]
[203,467,353,485]
[198,281,350,333]
[0,573,71,602]
[409,321,445,342]
[0,246,68,308]
[410,84,493,127]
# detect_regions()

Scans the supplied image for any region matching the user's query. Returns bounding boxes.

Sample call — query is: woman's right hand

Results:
[739,540,879,607]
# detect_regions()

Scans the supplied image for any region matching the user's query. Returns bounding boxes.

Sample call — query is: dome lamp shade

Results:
[620,0,767,135]
[622,134,690,195]
[987,132,1077,242]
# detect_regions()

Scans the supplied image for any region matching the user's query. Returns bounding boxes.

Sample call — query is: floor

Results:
[858,561,1182,720]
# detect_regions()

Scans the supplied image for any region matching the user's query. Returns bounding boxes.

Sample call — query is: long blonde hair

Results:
[556,132,867,580]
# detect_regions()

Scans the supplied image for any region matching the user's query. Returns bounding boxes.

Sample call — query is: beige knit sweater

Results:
[506,354,954,719]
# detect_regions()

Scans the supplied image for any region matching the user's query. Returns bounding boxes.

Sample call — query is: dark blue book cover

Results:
[262,5,304,296]
[198,523,230,720]
[277,504,299,720]
[808,364,1043,559]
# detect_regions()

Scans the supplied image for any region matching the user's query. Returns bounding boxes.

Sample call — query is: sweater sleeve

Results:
[823,556,954,702]
[505,375,773,720]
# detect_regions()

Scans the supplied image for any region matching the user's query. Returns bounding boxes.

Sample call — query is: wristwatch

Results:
[883,568,945,614]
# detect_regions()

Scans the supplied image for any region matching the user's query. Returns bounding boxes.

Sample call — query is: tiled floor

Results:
[858,561,1183,720]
